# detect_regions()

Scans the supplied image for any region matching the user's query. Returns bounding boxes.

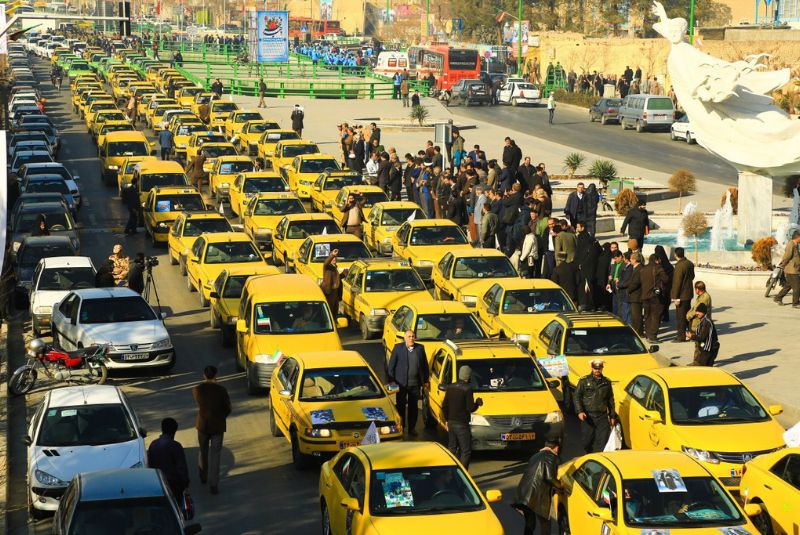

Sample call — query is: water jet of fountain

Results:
[710,191,734,251]
[676,201,697,248]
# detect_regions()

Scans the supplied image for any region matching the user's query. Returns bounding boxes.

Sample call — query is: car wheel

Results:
[290,429,309,469]
[186,275,196,292]
[600,114,607,125]
[558,508,571,535]
[271,249,282,267]
[685,132,693,144]
[511,97,518,107]
[210,309,220,328]
[636,120,644,133]
[620,118,627,130]
[199,285,209,307]
[752,504,773,535]
[670,129,677,141]
[269,404,283,437]
[321,501,331,535]
[359,314,371,340]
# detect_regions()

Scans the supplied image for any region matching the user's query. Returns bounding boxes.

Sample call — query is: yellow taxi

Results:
[363,201,425,256]
[185,131,228,162]
[145,64,170,83]
[474,278,576,347]
[271,213,341,270]
[309,171,364,213]
[270,350,403,467]
[529,312,662,412]
[185,231,265,307]
[89,110,130,138]
[422,340,564,450]
[228,172,288,218]
[615,367,785,490]
[340,258,431,339]
[207,155,256,203]
[209,264,279,347]
[235,274,347,393]
[100,131,153,186]
[233,118,280,156]
[256,129,300,163]
[555,450,763,534]
[111,76,140,100]
[432,248,519,307]
[740,448,800,534]
[282,154,342,200]
[293,233,372,279]
[96,120,137,150]
[241,192,306,252]
[189,92,217,117]
[83,99,119,131]
[197,142,239,174]
[208,101,239,131]
[270,139,321,173]
[319,442,503,533]
[150,104,183,132]
[176,86,205,107]
[143,98,178,129]
[167,211,232,272]
[71,85,104,112]
[391,219,470,281]
[327,185,389,223]
[223,110,264,139]
[171,122,209,162]
[142,186,207,246]
[132,160,189,204]
[116,155,158,195]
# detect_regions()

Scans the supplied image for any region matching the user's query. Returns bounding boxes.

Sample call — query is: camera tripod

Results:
[143,265,163,315]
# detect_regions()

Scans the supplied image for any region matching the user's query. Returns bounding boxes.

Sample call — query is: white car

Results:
[52,288,175,370]
[497,82,542,106]
[670,114,697,144]
[29,256,96,336]
[26,385,147,517]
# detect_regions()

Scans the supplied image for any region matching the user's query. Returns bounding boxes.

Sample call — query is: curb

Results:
[1,321,8,535]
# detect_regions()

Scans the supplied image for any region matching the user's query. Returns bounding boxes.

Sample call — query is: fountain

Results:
[792,188,800,234]
[675,201,697,248]
[709,191,734,251]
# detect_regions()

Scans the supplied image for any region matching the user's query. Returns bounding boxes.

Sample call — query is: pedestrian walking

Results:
[257,78,267,108]
[211,78,223,98]
[641,254,668,343]
[574,359,616,454]
[193,365,232,495]
[547,92,556,124]
[687,281,712,331]
[774,230,800,308]
[687,303,719,365]
[512,439,561,535]
[291,104,304,137]
[122,177,140,234]
[320,250,342,315]
[158,127,174,160]
[442,365,483,469]
[147,417,190,500]
[400,78,410,107]
[671,247,695,342]
[620,201,650,249]
[387,331,429,435]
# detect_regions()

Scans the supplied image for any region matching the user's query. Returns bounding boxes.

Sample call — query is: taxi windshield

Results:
[245,121,279,132]
[323,175,362,190]
[195,135,226,145]
[253,301,333,334]
[501,289,575,314]
[282,144,319,157]
[299,367,383,401]
[218,161,255,175]
[176,124,206,136]
[381,208,423,226]
[234,112,262,123]
[668,385,769,425]
[101,124,133,135]
[365,269,424,292]
[622,476,742,527]
[286,220,341,239]
[202,145,237,158]
[369,466,482,516]
[212,102,238,112]
[183,218,231,236]
[263,131,299,143]
[564,326,646,355]
[204,241,260,264]
[299,159,340,173]
[357,191,388,207]
[140,173,186,191]
[254,198,304,216]
[243,178,286,193]
[409,226,467,246]
[415,314,484,341]
[153,194,204,212]
[453,256,516,279]
[97,112,127,122]
[466,358,546,392]
[221,274,250,298]
[310,241,369,262]
[108,141,148,157]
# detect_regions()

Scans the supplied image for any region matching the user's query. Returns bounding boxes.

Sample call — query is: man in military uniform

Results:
[574,359,616,454]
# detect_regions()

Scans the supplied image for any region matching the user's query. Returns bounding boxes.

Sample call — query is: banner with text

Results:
[256,10,289,63]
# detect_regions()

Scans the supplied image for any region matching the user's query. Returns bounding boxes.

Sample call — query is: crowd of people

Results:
[292,42,376,68]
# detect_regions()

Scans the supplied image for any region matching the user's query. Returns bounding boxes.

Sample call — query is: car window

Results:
[547,325,563,355]
[70,498,181,534]
[431,350,446,379]
[625,375,654,404]
[391,306,409,330]
[203,241,260,264]
[299,366,382,401]
[573,460,607,499]
[771,454,800,491]
[346,458,366,508]
[645,383,666,419]
[441,356,453,385]
[414,314,484,341]
[333,453,357,489]
[253,301,333,334]
[38,267,95,291]
[276,357,298,389]
[191,237,205,258]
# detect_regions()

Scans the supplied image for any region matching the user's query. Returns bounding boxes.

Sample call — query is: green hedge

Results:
[553,89,600,108]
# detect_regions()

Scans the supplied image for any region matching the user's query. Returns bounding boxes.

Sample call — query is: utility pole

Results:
[688,0,696,44]
[517,0,522,75]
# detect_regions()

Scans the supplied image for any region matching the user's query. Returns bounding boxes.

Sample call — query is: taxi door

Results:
[427,351,454,427]
[391,223,410,259]
[617,375,655,449]
[330,190,347,222]
[326,454,369,534]
[236,295,253,371]
[642,380,668,448]
[270,357,299,437]
[293,239,314,278]
[186,237,206,291]
[475,284,503,337]
[168,214,185,263]
[567,460,619,535]
[229,173,245,216]
[383,306,412,359]
[432,252,455,300]
[272,218,290,264]
[363,205,381,250]
[340,265,363,321]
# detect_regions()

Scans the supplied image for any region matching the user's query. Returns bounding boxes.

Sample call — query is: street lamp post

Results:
[689,0,696,44]
[517,0,522,75]
[426,0,430,37]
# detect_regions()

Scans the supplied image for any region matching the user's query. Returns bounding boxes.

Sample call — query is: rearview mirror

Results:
[484,489,502,503]
[769,405,783,416]
[340,497,359,511]
[591,507,613,522]
[546,378,561,390]
[236,319,248,334]
[138,426,147,438]
[649,344,659,353]
[24,435,32,446]
[395,332,404,339]
[279,389,291,398]
[743,503,763,517]
[336,316,349,329]
[643,410,663,424]
[209,291,219,299]
[160,312,168,320]
[438,384,447,392]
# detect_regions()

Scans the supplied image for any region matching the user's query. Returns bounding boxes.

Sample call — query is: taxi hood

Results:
[361,290,432,312]
[671,419,786,454]
[254,332,343,363]
[369,508,503,535]
[300,397,398,427]
[472,388,560,416]
[452,277,517,299]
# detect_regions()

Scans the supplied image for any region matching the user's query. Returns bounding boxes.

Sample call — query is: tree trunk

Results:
[694,237,699,264]
[678,191,682,212]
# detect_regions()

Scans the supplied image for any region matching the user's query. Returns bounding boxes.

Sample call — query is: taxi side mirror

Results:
[395,332,404,339]
[437,384,447,392]
[236,319,248,334]
[278,389,292,398]
[743,503,763,517]
[484,489,502,503]
[591,507,613,522]
[546,378,561,390]
[209,292,219,299]
[643,410,662,424]
[769,405,783,416]
[150,149,157,156]
[649,344,659,353]
[340,497,359,512]
[336,316,349,329]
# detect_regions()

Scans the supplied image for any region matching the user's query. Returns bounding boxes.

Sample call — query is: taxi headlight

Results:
[151,338,172,349]
[460,295,477,306]
[469,414,491,427]
[544,411,563,424]
[305,428,331,438]
[226,315,238,325]
[157,222,167,228]
[416,260,434,267]
[511,333,531,344]
[35,469,65,487]
[682,446,720,464]
[107,165,119,170]
[370,308,388,316]
[316,278,323,285]
[379,424,400,435]
[35,305,53,315]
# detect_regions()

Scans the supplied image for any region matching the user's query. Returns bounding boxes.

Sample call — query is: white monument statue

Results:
[652,1,794,242]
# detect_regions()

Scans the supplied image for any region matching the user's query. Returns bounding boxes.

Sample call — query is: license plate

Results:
[339,441,359,449]
[730,468,742,477]
[123,352,149,361]
[655,114,666,118]
[501,432,536,441]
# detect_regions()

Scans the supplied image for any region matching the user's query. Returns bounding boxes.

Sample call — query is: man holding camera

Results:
[128,253,146,294]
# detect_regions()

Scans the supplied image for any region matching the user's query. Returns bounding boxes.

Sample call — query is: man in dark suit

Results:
[387,330,429,435]
[552,252,579,303]
[192,365,231,494]
[147,417,190,500]
[620,253,644,335]
[671,247,695,342]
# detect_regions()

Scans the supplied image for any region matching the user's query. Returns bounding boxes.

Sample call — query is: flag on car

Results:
[406,211,415,222]
[361,422,380,445]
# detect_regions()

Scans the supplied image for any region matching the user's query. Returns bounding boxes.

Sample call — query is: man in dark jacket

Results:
[192,365,232,494]
[641,254,668,342]
[687,303,719,365]
[620,201,650,249]
[122,176,140,234]
[564,182,588,228]
[127,253,145,294]
[620,253,644,335]
[671,247,695,342]
[517,156,537,193]
[552,252,579,302]
[574,359,616,454]
[95,259,117,287]
[574,222,601,311]
[376,152,391,194]
[290,104,304,137]
[513,439,561,535]
[501,137,522,177]
[147,417,190,499]
[387,331,429,435]
[442,365,482,468]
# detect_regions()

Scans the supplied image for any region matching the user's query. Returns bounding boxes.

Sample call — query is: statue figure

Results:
[653,1,799,177]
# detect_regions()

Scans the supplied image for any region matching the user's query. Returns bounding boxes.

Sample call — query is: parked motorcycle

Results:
[765,265,785,298]
[8,338,109,396]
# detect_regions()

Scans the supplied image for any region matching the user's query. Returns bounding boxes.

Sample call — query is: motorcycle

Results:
[8,338,109,396]
[765,265,785,298]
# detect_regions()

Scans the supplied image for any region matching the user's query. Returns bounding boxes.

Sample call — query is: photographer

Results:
[340,193,366,238]
[128,253,146,294]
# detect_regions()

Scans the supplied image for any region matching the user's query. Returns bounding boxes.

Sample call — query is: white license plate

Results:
[123,352,149,361]
[655,114,667,118]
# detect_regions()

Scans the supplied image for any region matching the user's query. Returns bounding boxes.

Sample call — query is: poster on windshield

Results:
[536,355,568,378]
[0,5,6,55]
[255,11,289,63]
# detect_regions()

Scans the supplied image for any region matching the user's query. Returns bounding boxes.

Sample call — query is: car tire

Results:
[685,132,693,144]
[169,250,178,265]
[752,504,774,535]
[186,275,196,292]
[511,97,518,107]
[359,314,371,340]
[271,249,282,267]
[269,404,283,438]
[199,285,209,307]
[621,117,627,130]
[636,120,644,133]
[558,508,571,535]
[670,129,677,141]
[321,501,332,535]
[290,430,310,470]
[210,309,220,328]
[600,114,607,125]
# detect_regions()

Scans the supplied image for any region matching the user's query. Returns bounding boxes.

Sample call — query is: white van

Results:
[373,51,409,78]
[619,94,675,132]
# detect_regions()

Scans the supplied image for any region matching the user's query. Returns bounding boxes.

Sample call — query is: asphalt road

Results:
[448,100,739,186]
[6,59,585,535]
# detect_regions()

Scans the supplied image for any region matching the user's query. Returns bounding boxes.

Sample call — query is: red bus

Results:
[288,18,341,40]
[409,46,481,90]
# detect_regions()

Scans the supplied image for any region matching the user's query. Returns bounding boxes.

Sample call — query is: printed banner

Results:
[256,10,289,63]
[320,0,333,21]
[0,5,7,55]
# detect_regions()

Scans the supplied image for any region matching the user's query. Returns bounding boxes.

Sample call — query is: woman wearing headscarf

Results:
[31,214,50,236]
[110,244,130,286]
[654,245,673,322]
[595,243,613,311]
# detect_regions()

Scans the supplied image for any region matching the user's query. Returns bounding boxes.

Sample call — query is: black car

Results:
[589,98,624,125]
[447,79,492,107]
[13,235,77,307]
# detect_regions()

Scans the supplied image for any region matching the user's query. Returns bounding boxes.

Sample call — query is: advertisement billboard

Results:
[255,10,289,63]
